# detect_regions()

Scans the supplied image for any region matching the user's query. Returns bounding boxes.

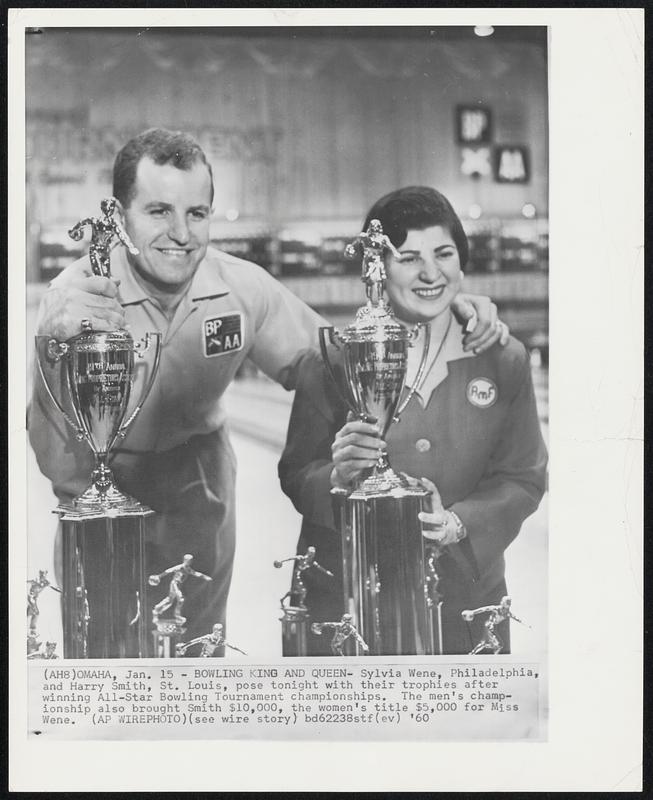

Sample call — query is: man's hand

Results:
[330,416,385,489]
[451,292,510,354]
[37,273,125,340]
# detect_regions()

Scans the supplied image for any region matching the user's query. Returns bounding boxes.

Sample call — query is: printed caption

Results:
[29,661,542,740]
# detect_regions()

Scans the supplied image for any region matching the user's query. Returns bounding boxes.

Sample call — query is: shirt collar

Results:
[114,245,231,307]
[405,315,474,407]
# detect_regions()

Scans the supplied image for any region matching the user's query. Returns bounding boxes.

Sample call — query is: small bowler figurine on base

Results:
[274,546,333,610]
[176,623,247,658]
[149,553,212,627]
[27,641,59,660]
[462,596,529,655]
[27,570,61,637]
[311,613,369,656]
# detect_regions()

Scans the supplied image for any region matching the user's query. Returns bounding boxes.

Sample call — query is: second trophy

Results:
[319,220,443,656]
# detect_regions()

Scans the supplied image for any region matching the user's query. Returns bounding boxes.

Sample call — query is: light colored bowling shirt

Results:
[30,245,325,496]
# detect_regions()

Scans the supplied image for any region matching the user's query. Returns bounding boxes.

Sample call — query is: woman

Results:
[278,186,547,655]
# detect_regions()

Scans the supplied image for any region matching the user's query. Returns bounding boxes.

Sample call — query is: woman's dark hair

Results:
[113,128,214,208]
[363,186,469,267]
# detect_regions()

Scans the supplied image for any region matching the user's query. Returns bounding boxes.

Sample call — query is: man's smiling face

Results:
[119,156,212,295]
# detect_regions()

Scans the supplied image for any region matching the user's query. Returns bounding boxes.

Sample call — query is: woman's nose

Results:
[418,257,440,282]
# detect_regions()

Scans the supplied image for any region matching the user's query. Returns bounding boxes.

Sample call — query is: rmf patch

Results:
[466,377,498,408]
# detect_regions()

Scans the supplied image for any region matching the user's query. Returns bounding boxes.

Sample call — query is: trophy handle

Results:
[318,326,359,416]
[34,337,87,441]
[394,322,431,420]
[110,332,162,446]
[133,333,152,355]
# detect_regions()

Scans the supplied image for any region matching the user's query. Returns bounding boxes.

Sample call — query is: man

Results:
[29,128,507,643]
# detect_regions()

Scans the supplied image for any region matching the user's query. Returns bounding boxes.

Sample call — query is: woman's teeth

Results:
[413,285,445,298]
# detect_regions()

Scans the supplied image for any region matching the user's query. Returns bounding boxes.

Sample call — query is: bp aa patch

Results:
[466,377,498,408]
[203,312,244,358]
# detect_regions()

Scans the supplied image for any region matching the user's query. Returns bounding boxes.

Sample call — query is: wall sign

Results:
[493,145,530,184]
[460,147,491,178]
[456,106,492,145]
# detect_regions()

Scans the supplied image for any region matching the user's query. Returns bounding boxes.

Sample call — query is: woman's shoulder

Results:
[474,335,531,386]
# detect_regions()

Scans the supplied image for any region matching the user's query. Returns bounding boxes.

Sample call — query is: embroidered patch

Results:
[466,377,498,408]
[203,313,244,358]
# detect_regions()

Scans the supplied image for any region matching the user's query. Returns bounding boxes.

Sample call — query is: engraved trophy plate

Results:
[319,220,442,655]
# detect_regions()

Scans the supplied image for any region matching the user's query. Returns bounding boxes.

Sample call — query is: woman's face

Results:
[385,225,462,323]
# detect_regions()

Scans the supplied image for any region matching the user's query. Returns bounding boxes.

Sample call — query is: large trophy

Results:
[34,198,162,658]
[319,220,443,655]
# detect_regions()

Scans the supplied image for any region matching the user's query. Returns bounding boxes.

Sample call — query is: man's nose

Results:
[167,214,190,244]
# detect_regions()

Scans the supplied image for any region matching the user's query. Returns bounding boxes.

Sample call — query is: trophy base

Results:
[280,606,310,657]
[60,515,148,658]
[332,488,441,656]
[152,619,187,658]
[56,483,154,521]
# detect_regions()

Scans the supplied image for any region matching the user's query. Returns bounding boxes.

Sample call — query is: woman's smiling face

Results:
[384,225,462,323]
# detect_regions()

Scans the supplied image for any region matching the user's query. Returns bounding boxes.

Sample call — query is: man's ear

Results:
[114,198,127,223]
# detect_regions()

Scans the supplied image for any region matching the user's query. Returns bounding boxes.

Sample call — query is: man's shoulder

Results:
[204,246,275,285]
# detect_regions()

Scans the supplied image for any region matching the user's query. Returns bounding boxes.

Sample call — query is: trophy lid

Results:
[339,301,413,344]
[67,327,134,348]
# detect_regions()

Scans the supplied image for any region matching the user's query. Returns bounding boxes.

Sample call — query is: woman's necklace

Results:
[407,312,453,399]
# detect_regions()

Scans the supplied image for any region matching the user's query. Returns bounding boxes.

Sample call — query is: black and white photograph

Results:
[9,7,642,793]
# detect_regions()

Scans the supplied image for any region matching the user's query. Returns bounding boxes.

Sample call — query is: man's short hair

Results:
[363,186,469,267]
[113,128,214,208]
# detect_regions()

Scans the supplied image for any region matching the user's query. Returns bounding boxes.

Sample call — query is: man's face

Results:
[120,157,212,293]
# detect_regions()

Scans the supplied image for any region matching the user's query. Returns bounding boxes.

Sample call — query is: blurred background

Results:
[25,26,548,658]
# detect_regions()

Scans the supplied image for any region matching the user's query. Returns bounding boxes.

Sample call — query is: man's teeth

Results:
[159,249,187,255]
[414,286,444,297]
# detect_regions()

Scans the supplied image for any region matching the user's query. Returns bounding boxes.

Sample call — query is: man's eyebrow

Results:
[143,201,173,210]
[188,204,211,213]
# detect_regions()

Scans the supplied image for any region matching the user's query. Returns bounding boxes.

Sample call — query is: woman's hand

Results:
[418,477,461,545]
[330,417,385,489]
[451,292,510,354]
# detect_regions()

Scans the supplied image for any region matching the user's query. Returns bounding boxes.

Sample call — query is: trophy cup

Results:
[318,220,442,656]
[34,198,162,658]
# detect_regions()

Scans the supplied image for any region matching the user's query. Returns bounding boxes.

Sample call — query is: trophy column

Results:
[60,514,149,659]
